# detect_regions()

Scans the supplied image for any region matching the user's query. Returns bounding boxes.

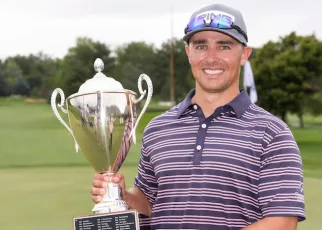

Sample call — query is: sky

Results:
[0,0,321,60]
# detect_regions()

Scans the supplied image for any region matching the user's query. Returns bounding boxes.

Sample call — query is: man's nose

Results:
[205,48,219,64]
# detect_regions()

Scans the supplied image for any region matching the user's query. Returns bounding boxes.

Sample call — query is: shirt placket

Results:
[191,105,225,165]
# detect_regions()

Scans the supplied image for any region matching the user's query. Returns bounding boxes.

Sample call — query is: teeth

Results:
[204,69,223,75]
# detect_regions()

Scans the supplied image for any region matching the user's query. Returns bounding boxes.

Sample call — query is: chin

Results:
[201,85,225,93]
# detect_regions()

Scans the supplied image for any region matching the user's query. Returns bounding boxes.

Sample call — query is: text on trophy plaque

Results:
[74,210,139,230]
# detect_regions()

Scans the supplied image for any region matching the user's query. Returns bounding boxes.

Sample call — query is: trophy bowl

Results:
[51,58,153,230]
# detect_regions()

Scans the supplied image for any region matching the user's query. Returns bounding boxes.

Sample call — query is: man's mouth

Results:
[203,69,224,75]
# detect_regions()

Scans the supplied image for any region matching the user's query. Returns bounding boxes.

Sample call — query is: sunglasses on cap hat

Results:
[184,13,248,43]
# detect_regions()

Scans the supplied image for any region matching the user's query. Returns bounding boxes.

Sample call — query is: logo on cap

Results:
[195,10,235,27]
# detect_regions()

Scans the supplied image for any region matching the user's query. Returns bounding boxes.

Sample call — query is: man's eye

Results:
[220,45,231,50]
[196,45,207,50]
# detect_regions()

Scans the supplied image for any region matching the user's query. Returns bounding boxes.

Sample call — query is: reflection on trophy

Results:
[51,58,153,230]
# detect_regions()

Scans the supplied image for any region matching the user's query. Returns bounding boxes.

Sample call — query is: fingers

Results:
[111,173,124,183]
[91,188,104,203]
[93,172,124,183]
[111,174,126,192]
[91,173,126,204]
[93,178,108,189]
[93,173,105,181]
[91,173,107,203]
[91,185,106,202]
[92,195,102,203]
[91,183,107,194]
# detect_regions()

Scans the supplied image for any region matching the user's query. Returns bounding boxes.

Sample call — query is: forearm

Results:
[123,187,152,217]
[242,217,298,230]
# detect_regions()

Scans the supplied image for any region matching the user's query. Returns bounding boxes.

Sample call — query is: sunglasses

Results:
[184,14,248,42]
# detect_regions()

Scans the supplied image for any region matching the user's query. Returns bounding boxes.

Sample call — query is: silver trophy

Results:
[51,58,153,230]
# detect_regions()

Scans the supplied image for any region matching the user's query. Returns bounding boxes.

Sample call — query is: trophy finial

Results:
[94,58,104,72]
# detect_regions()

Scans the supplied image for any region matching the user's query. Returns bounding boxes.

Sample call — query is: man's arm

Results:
[252,124,305,229]
[242,216,298,230]
[123,187,152,217]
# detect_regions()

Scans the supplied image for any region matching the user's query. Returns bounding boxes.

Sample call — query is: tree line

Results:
[0,32,321,126]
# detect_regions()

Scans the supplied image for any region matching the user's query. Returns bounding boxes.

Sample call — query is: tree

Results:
[11,52,59,97]
[111,41,158,94]
[154,39,191,102]
[299,35,322,120]
[0,61,9,96]
[12,75,30,96]
[252,32,322,126]
[3,59,22,91]
[0,72,9,96]
[54,37,115,96]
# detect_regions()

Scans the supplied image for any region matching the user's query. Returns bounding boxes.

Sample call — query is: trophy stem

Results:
[92,172,130,214]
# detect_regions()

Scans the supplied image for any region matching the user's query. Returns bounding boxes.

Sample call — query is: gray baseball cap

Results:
[183,4,248,45]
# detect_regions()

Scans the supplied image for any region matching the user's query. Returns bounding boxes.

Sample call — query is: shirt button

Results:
[196,145,202,150]
[193,105,198,110]
[201,124,206,128]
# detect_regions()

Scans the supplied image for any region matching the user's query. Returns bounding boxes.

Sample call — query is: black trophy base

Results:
[73,210,139,230]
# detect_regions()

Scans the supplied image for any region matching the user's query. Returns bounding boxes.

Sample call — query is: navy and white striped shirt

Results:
[134,89,305,229]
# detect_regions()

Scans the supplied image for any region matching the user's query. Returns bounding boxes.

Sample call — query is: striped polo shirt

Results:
[134,89,305,229]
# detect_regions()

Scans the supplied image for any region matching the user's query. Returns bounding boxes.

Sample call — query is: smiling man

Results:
[91,3,306,230]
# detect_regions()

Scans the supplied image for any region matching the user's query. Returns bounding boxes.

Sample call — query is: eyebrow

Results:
[191,39,207,45]
[216,40,234,45]
[191,39,235,45]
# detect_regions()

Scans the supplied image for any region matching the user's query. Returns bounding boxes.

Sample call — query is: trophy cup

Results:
[51,58,153,230]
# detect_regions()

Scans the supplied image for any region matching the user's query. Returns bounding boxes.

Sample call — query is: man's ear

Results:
[240,46,252,66]
[185,44,191,64]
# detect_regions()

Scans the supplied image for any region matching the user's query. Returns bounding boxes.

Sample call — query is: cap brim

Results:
[183,28,247,46]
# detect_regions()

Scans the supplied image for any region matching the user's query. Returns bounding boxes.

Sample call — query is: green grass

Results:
[296,178,322,230]
[0,101,87,168]
[0,97,321,229]
[0,166,138,230]
[290,127,322,179]
[0,98,164,168]
[288,113,322,126]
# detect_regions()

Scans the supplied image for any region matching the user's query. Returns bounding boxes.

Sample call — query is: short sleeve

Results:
[133,144,158,205]
[133,144,158,228]
[259,126,305,221]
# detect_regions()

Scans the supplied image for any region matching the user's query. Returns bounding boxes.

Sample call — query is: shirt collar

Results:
[176,89,195,118]
[228,89,251,118]
[176,89,251,119]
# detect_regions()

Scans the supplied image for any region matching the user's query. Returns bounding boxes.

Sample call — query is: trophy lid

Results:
[77,58,124,94]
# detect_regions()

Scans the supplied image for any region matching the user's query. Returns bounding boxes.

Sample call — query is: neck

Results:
[192,86,239,118]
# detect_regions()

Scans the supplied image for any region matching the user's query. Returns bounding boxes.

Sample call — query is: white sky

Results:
[0,0,321,60]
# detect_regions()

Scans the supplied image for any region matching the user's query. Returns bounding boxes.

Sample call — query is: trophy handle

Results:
[51,88,80,152]
[129,74,153,144]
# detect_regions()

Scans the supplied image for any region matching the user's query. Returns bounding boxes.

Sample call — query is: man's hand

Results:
[91,172,126,203]
[90,172,152,217]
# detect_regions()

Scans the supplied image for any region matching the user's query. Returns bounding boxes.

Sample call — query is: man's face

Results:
[185,31,251,94]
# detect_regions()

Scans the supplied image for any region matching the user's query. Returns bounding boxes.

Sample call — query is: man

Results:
[91,3,305,229]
